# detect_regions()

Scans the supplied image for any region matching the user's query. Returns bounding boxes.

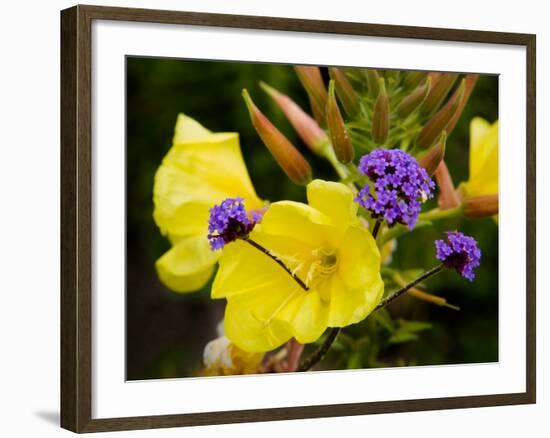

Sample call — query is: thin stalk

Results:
[375,264,444,310]
[297,327,340,372]
[298,264,445,372]
[419,206,463,222]
[243,237,309,291]
[372,219,382,238]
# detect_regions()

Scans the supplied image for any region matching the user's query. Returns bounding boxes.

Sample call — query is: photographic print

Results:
[125,58,499,380]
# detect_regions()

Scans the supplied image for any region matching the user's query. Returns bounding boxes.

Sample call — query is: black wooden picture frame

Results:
[61,4,536,433]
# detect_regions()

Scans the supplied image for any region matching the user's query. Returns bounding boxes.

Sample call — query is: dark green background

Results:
[126,57,498,380]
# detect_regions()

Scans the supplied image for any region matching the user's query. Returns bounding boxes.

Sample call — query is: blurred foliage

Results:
[126,57,498,380]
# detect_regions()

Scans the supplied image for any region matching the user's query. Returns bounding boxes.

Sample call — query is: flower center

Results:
[304,248,339,287]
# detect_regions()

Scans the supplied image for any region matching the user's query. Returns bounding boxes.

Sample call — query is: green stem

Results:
[243,237,309,291]
[419,206,463,222]
[297,327,340,372]
[372,219,382,238]
[375,264,444,310]
[323,146,350,180]
[379,220,431,245]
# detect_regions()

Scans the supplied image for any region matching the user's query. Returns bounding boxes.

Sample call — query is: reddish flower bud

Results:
[404,71,428,89]
[445,74,479,135]
[396,77,432,118]
[421,72,459,115]
[242,89,312,185]
[371,78,390,145]
[326,80,354,163]
[435,161,461,209]
[328,67,360,117]
[463,194,499,218]
[417,80,465,149]
[294,66,328,126]
[418,131,446,176]
[260,81,328,154]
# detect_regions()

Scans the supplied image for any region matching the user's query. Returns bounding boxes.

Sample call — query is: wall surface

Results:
[0,0,546,436]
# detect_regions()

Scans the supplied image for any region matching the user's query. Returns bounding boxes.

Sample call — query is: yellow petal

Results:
[307,179,358,230]
[153,129,263,239]
[465,118,498,196]
[214,239,328,352]
[173,113,212,143]
[156,235,218,293]
[260,201,335,248]
[326,226,384,326]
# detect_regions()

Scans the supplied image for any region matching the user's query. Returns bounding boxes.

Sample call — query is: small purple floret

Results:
[435,231,481,281]
[207,197,255,250]
[354,149,435,229]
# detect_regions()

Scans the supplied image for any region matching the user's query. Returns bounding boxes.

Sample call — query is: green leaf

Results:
[388,331,419,344]
[346,351,363,369]
[397,319,432,333]
[373,309,395,333]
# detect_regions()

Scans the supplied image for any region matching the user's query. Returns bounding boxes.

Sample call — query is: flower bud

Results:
[404,71,428,88]
[421,72,458,115]
[365,69,381,98]
[463,194,498,218]
[435,161,461,209]
[396,77,432,118]
[326,80,354,163]
[371,78,390,144]
[260,81,328,155]
[418,131,446,176]
[294,66,328,126]
[328,67,360,117]
[242,89,312,185]
[445,74,479,135]
[416,80,465,149]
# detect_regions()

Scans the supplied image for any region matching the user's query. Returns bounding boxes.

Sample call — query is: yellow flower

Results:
[203,335,264,376]
[212,179,384,352]
[153,114,263,293]
[461,117,498,197]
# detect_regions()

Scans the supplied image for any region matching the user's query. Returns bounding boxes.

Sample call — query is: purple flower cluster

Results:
[207,197,255,250]
[435,231,481,281]
[354,149,435,229]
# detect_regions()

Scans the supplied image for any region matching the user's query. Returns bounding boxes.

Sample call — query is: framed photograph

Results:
[60,4,536,433]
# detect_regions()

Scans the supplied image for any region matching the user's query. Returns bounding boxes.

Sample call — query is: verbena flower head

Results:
[435,231,481,281]
[355,149,435,229]
[208,197,255,250]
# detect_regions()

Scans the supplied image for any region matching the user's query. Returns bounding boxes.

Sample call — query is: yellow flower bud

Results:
[327,80,354,163]
[242,89,312,185]
[371,78,390,145]
[328,67,360,117]
[260,81,328,154]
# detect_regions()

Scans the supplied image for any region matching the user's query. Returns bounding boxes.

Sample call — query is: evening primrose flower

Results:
[203,335,264,376]
[461,117,498,197]
[212,179,384,353]
[153,114,263,293]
